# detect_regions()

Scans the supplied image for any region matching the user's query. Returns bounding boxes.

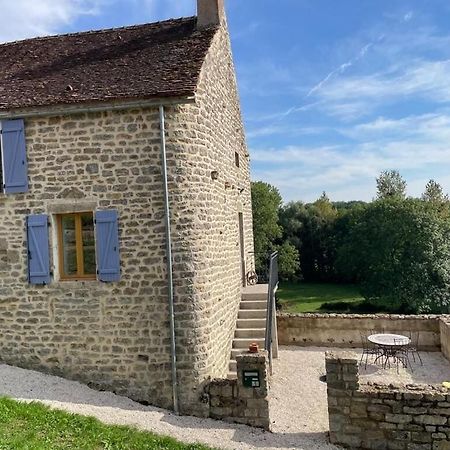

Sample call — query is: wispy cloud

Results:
[252,112,450,201]
[306,39,381,98]
[403,11,413,22]
[0,0,108,42]
[312,59,450,120]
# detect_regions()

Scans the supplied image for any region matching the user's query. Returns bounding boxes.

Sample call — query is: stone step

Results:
[233,337,265,349]
[227,371,237,380]
[229,359,237,372]
[231,348,246,359]
[241,292,267,301]
[239,300,267,310]
[241,285,268,301]
[235,328,266,338]
[238,309,267,319]
[237,318,266,328]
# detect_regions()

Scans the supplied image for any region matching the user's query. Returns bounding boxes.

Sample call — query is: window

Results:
[57,212,96,280]
[235,151,240,168]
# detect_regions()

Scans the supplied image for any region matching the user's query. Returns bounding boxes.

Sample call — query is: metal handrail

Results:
[265,251,279,375]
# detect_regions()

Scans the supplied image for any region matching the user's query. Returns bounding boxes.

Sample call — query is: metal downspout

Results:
[159,105,179,414]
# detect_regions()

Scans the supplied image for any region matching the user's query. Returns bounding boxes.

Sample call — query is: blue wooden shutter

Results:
[95,210,120,282]
[1,119,28,194]
[27,214,51,285]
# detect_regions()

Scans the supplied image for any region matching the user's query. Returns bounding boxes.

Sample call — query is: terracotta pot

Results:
[248,342,259,353]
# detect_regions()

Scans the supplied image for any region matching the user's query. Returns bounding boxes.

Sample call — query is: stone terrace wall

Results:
[326,351,450,449]
[440,318,450,362]
[207,352,270,430]
[278,314,441,351]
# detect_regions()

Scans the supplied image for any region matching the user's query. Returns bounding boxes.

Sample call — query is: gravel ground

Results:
[0,348,340,450]
[1,347,444,449]
[357,349,450,385]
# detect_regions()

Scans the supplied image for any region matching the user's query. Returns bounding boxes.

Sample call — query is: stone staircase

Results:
[228,285,268,379]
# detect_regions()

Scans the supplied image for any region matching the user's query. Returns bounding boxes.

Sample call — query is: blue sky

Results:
[3,1,450,202]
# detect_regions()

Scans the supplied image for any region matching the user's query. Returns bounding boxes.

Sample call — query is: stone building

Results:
[0,0,254,416]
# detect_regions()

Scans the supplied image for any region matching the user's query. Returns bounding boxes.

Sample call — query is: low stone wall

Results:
[206,352,270,430]
[440,318,450,361]
[326,351,450,449]
[278,313,441,351]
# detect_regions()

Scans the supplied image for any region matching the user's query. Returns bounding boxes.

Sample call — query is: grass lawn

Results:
[277,282,364,313]
[0,397,214,450]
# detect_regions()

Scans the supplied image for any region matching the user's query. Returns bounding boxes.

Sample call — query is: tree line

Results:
[252,171,450,314]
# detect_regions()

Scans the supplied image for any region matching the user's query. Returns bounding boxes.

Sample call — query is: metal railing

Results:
[264,251,279,375]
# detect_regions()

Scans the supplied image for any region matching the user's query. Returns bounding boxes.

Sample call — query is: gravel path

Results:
[1,347,444,449]
[0,347,340,450]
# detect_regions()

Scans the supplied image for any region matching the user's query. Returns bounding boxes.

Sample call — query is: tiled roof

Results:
[0,17,216,110]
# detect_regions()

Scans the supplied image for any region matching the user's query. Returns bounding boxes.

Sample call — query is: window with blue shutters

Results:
[1,119,28,194]
[54,209,120,282]
[27,214,51,285]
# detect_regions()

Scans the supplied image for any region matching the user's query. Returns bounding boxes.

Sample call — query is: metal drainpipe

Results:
[159,105,179,414]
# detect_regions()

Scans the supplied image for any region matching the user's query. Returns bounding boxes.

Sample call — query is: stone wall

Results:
[326,351,450,449]
[278,313,441,351]
[164,20,253,415]
[207,352,270,430]
[0,19,253,416]
[440,318,450,362]
[0,107,175,409]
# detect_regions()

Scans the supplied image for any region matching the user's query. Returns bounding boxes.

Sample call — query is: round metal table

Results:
[368,333,411,369]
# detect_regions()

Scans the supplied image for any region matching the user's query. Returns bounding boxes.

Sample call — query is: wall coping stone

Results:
[279,312,449,320]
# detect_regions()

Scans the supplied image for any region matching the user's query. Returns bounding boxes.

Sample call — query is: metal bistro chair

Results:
[407,331,423,366]
[359,330,381,369]
[393,337,413,374]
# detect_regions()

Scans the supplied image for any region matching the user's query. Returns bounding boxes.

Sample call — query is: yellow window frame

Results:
[57,212,96,280]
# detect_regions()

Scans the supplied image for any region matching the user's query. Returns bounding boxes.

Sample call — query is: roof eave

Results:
[0,95,196,119]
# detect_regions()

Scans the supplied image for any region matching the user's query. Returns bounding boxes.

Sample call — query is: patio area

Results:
[269,345,450,448]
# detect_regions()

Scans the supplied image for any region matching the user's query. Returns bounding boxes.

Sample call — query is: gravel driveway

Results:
[0,348,340,450]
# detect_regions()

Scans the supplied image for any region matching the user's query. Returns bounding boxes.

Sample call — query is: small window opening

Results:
[235,151,240,168]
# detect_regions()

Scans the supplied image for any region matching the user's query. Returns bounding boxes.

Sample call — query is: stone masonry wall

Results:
[326,351,450,449]
[164,21,254,415]
[278,313,441,351]
[0,107,174,409]
[207,352,270,430]
[440,318,450,362]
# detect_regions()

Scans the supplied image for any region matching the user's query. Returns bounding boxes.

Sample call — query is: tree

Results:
[279,194,338,282]
[251,182,282,274]
[422,179,449,203]
[336,197,450,313]
[277,241,300,280]
[376,170,407,199]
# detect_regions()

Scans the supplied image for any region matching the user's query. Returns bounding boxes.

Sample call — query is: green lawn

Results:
[0,397,214,450]
[277,282,364,313]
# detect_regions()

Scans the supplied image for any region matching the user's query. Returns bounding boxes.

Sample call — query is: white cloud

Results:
[306,40,379,98]
[403,11,413,22]
[251,112,450,202]
[0,0,108,42]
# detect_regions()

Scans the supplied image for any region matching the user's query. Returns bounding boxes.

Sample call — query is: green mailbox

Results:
[243,370,260,388]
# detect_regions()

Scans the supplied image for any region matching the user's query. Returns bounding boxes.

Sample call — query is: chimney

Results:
[197,0,225,29]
